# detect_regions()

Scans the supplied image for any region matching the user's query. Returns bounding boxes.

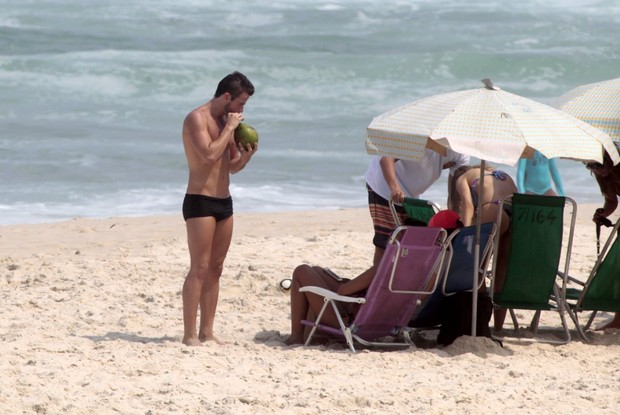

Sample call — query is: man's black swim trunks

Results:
[182,194,233,222]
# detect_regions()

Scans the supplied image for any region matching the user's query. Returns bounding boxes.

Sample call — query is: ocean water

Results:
[1,0,619,225]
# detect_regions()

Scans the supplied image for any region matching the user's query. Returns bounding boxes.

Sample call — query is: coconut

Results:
[234,123,259,150]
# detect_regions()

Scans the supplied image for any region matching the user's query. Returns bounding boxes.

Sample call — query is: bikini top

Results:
[470,170,509,207]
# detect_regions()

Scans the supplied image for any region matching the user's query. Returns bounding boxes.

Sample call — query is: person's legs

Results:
[493,220,511,330]
[367,184,403,246]
[285,265,343,345]
[365,185,393,276]
[182,216,217,346]
[198,216,233,344]
[543,189,558,196]
[479,205,511,330]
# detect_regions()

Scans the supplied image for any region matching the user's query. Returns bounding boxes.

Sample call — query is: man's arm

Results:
[185,111,241,163]
[229,142,258,174]
[598,181,618,217]
[592,176,618,225]
[379,157,404,202]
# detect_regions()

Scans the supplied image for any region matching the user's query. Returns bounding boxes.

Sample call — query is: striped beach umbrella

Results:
[366,79,620,166]
[555,77,620,141]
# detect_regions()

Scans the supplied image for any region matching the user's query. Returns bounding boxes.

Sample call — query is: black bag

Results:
[437,292,493,346]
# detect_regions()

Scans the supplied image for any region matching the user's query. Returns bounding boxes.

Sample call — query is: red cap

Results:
[428,210,461,229]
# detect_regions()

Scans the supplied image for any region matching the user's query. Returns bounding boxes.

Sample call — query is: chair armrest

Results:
[299,286,366,304]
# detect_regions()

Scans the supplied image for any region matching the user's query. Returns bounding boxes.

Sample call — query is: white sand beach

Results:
[1,206,619,414]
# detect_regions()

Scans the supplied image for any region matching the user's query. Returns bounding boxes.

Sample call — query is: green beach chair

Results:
[390,197,440,227]
[490,193,577,344]
[565,219,620,342]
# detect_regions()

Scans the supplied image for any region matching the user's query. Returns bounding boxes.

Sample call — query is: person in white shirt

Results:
[362,149,469,279]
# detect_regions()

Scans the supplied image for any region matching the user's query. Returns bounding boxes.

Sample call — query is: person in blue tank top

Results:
[516,150,565,196]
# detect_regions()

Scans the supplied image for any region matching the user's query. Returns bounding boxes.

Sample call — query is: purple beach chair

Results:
[300,226,451,352]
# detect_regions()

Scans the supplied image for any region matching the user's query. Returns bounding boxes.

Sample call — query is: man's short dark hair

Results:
[214,71,255,99]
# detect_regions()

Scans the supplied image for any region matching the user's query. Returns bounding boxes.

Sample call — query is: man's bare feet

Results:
[199,333,225,345]
[182,336,204,347]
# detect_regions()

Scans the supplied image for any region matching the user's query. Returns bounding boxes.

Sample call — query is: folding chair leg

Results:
[558,309,571,344]
[402,329,413,345]
[584,311,598,331]
[343,328,356,353]
[509,308,519,330]
[565,305,590,342]
[530,310,541,334]
[304,300,331,347]
[304,298,358,352]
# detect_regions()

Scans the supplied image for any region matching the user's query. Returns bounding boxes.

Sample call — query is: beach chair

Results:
[564,219,620,341]
[390,197,440,227]
[409,222,497,329]
[300,226,451,352]
[490,193,577,344]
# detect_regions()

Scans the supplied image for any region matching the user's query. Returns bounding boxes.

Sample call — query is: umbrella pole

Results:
[471,160,485,337]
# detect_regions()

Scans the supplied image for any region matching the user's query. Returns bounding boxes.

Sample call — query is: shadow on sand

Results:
[84,332,178,344]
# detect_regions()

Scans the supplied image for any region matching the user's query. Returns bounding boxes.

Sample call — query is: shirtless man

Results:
[181,72,256,346]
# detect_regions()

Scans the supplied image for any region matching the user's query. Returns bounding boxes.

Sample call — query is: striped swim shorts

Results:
[366,184,406,249]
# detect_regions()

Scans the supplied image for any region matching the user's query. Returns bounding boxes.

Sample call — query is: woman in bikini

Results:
[450,165,518,330]
[451,165,516,232]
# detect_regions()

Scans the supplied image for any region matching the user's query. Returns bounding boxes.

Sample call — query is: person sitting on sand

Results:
[284,209,467,346]
[284,265,370,345]
[586,144,620,330]
[450,165,517,331]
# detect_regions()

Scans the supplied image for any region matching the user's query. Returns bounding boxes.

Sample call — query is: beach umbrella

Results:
[367,79,619,166]
[554,77,620,140]
[366,79,620,336]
